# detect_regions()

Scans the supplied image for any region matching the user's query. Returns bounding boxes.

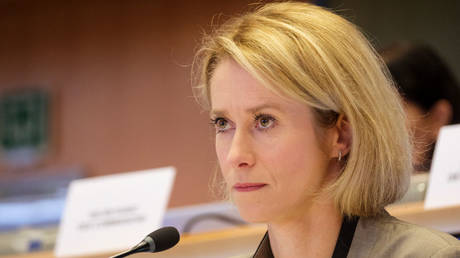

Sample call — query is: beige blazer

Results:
[348,211,460,257]
[236,211,460,257]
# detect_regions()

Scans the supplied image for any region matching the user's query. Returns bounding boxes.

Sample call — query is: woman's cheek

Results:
[215,135,231,171]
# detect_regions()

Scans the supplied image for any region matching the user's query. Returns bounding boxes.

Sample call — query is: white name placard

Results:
[55,167,176,257]
[425,124,460,209]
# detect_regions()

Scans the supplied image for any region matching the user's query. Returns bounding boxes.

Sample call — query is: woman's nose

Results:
[227,130,256,169]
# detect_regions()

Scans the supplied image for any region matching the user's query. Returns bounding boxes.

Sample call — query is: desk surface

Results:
[2,224,267,258]
[3,202,460,258]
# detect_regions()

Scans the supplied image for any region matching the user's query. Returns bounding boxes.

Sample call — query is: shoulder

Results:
[349,211,460,257]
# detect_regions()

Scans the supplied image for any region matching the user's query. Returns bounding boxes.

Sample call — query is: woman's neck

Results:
[267,200,342,258]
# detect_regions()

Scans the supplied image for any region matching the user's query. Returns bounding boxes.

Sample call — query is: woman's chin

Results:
[233,198,271,223]
[238,210,268,223]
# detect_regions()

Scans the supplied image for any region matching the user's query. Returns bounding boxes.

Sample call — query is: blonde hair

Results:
[193,2,412,217]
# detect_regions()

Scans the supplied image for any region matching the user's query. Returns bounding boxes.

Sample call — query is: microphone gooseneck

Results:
[110,226,180,258]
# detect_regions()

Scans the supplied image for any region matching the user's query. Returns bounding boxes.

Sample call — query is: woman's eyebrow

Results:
[210,103,282,117]
[246,103,282,114]
[209,110,227,117]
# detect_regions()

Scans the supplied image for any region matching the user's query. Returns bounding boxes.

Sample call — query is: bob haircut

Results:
[193,2,412,217]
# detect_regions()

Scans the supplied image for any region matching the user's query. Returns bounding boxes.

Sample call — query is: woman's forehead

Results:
[209,59,300,110]
[209,60,314,123]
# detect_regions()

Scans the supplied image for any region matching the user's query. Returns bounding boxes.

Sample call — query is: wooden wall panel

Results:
[0,0,266,207]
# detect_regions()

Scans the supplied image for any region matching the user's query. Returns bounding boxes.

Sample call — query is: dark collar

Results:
[253,231,273,258]
[253,216,359,258]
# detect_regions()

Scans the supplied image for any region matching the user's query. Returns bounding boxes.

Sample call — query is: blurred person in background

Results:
[380,42,460,172]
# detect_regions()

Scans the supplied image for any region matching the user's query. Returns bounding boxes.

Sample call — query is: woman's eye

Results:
[255,114,276,129]
[211,117,231,132]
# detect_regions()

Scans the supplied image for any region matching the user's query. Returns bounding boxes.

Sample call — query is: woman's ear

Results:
[331,114,352,160]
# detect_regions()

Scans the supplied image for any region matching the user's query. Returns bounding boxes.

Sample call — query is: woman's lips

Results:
[233,183,267,192]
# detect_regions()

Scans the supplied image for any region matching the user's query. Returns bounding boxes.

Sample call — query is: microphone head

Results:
[148,226,180,252]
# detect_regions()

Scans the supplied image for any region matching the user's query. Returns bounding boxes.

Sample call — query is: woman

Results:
[193,2,460,257]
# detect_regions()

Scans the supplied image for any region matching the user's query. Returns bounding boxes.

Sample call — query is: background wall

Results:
[328,0,460,78]
[0,0,262,207]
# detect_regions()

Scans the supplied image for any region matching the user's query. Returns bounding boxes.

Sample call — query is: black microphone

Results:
[110,226,180,258]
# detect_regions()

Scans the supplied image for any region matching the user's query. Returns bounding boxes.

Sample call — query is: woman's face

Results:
[209,59,335,223]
